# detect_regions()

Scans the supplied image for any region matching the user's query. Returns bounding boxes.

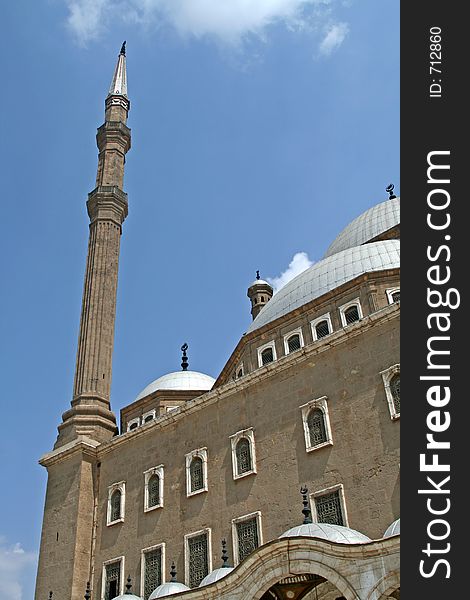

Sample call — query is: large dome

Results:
[280,522,370,544]
[324,197,400,258]
[246,240,400,333]
[135,370,215,401]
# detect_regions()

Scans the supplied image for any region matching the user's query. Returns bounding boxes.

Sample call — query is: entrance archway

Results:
[259,573,347,600]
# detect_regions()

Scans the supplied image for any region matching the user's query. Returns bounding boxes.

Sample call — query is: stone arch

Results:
[366,570,400,600]
[243,547,360,600]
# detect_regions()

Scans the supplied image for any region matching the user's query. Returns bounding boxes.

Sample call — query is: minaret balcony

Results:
[87,186,128,225]
[97,121,131,152]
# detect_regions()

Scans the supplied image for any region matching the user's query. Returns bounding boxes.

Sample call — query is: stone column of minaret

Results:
[34,46,131,600]
[55,43,131,448]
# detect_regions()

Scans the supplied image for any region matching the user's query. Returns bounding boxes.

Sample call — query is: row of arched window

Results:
[239,289,400,377]
[108,367,399,526]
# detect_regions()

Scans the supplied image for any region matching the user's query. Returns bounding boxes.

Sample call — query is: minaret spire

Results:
[109,41,128,97]
[55,45,132,447]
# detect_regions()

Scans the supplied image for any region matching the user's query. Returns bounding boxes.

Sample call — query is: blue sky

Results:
[0,1,399,597]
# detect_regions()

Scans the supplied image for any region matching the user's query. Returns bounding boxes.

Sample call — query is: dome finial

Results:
[120,41,126,56]
[181,343,189,371]
[125,575,133,594]
[300,485,313,524]
[84,582,91,600]
[49,592,53,600]
[256,270,260,280]
[170,561,177,582]
[221,538,231,568]
[386,183,396,199]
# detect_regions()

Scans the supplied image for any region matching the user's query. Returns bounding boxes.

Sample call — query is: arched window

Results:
[315,319,330,339]
[236,438,252,475]
[237,368,243,379]
[307,408,327,447]
[380,364,400,419]
[261,347,274,365]
[287,334,301,353]
[144,414,154,423]
[391,290,400,303]
[110,489,121,522]
[129,422,138,430]
[147,474,160,508]
[344,305,360,324]
[390,374,400,414]
[190,456,204,492]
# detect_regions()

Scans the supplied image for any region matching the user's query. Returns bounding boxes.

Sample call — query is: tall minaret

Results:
[55,42,131,448]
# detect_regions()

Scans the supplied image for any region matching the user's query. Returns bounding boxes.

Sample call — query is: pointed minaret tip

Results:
[108,42,128,97]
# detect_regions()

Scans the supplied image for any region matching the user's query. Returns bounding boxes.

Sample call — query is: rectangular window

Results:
[187,533,209,588]
[143,548,163,600]
[231,511,263,566]
[104,561,121,600]
[315,490,344,526]
[236,518,259,562]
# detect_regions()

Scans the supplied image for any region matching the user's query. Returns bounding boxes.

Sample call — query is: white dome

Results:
[383,518,400,537]
[280,522,371,544]
[249,278,271,287]
[199,567,234,587]
[113,595,142,600]
[246,239,400,333]
[324,197,400,258]
[135,371,215,401]
[148,582,190,598]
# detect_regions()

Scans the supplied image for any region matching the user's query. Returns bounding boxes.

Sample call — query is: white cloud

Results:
[267,251,313,293]
[0,536,37,600]
[63,0,347,49]
[318,21,349,55]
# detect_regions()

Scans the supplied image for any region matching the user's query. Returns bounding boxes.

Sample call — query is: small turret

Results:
[247,271,273,321]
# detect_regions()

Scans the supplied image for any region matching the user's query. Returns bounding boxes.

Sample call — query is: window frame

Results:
[185,448,208,497]
[310,312,333,341]
[101,555,124,600]
[257,341,277,368]
[380,363,401,420]
[184,527,212,588]
[140,542,166,600]
[127,417,140,432]
[309,483,349,527]
[283,327,304,355]
[386,287,401,304]
[338,298,364,327]
[300,396,333,452]
[143,465,164,512]
[142,409,157,424]
[106,481,125,526]
[230,428,257,480]
[231,511,263,566]
[339,298,363,327]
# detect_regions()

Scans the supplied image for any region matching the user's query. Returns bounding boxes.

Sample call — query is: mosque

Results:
[34,45,400,600]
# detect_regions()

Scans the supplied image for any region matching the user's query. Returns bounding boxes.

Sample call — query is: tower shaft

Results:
[56,49,131,448]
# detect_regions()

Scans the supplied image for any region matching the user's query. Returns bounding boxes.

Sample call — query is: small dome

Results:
[383,518,400,537]
[199,567,234,587]
[280,522,371,544]
[324,196,400,258]
[246,240,400,333]
[135,371,215,401]
[113,595,142,600]
[149,582,190,598]
[249,278,270,287]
